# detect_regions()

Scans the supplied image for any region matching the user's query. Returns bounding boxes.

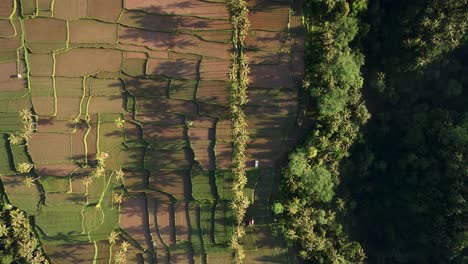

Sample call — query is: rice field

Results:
[0,0,306,263]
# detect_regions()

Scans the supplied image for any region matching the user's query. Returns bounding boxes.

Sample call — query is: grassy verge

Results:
[226,0,250,263]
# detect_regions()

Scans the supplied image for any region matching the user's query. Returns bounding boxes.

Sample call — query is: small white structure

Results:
[17,74,22,79]
[254,160,259,168]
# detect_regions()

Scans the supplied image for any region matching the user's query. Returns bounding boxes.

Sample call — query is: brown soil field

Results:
[207,253,232,264]
[191,140,214,170]
[0,20,14,37]
[171,253,192,264]
[190,115,216,128]
[194,30,232,43]
[125,0,229,19]
[69,20,118,44]
[246,138,291,167]
[88,0,122,22]
[150,170,190,200]
[170,34,231,59]
[197,80,230,105]
[135,112,185,126]
[244,103,297,118]
[55,77,83,97]
[188,127,213,141]
[0,0,13,18]
[135,97,198,116]
[124,76,168,97]
[94,240,111,264]
[178,17,230,31]
[199,59,230,81]
[24,18,67,42]
[70,168,94,193]
[0,32,20,51]
[245,50,281,65]
[169,79,197,100]
[37,118,75,133]
[146,148,193,170]
[29,133,72,164]
[147,191,172,262]
[55,48,123,77]
[35,163,78,177]
[215,142,232,169]
[121,197,153,250]
[31,96,55,116]
[291,51,305,81]
[43,243,95,264]
[119,26,170,50]
[156,200,175,245]
[126,51,148,60]
[89,78,124,96]
[53,0,88,20]
[123,169,148,192]
[244,31,287,52]
[249,63,296,88]
[87,96,126,113]
[174,202,190,241]
[198,103,230,119]
[120,147,146,169]
[142,124,185,141]
[86,115,98,164]
[29,53,53,77]
[124,119,143,142]
[246,115,292,138]
[247,87,297,107]
[249,6,289,31]
[147,58,198,79]
[119,10,178,32]
[0,62,26,92]
[71,126,86,161]
[215,119,231,142]
[56,97,82,119]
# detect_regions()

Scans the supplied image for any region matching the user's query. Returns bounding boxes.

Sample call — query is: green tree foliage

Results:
[277,0,369,263]
[340,0,468,262]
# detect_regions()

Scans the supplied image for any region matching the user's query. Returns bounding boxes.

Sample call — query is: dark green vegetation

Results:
[277,0,467,263]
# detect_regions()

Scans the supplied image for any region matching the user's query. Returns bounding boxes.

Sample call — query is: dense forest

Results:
[277,0,467,263]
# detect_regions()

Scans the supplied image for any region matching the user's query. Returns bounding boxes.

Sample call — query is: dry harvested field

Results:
[0,0,305,263]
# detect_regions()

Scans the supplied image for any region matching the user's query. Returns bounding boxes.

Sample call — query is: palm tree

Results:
[0,223,8,237]
[114,117,125,128]
[113,193,123,204]
[17,163,33,173]
[82,176,93,194]
[108,231,118,245]
[23,176,35,187]
[115,169,124,181]
[114,250,126,264]
[8,133,22,145]
[10,209,27,230]
[121,241,130,252]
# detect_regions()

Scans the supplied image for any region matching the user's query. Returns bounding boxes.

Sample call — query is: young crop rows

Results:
[0,0,306,263]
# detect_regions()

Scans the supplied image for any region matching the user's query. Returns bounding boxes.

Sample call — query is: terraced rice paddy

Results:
[0,0,307,263]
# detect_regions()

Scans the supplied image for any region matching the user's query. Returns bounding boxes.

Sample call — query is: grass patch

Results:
[191,165,213,201]
[39,175,70,193]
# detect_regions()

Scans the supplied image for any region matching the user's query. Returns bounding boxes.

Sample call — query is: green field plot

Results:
[188,202,204,256]
[30,76,53,96]
[169,79,197,100]
[94,240,111,264]
[39,175,70,193]
[29,53,53,76]
[135,97,198,115]
[214,201,233,245]
[55,77,84,97]
[83,192,119,242]
[122,58,147,77]
[0,135,14,173]
[1,174,40,215]
[10,143,31,168]
[36,196,88,245]
[191,165,213,201]
[0,112,22,133]
[20,0,36,16]
[31,95,55,116]
[120,147,145,169]
[89,78,124,97]
[215,170,233,201]
[98,114,125,152]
